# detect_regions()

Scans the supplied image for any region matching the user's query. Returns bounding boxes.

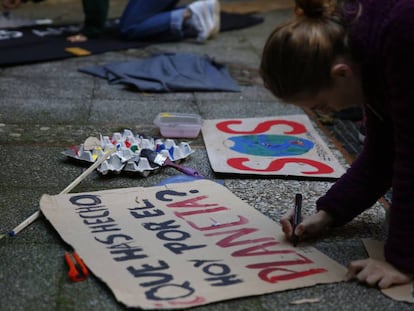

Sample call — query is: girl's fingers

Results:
[345,259,366,281]
[280,210,332,243]
[295,222,305,236]
[280,208,295,237]
[280,217,293,237]
[345,258,413,289]
[378,276,394,289]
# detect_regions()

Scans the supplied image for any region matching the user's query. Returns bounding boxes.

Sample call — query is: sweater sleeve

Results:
[381,2,414,274]
[315,106,393,226]
[317,1,414,274]
[315,1,395,226]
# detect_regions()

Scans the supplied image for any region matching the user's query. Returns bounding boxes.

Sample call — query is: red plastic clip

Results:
[64,251,89,282]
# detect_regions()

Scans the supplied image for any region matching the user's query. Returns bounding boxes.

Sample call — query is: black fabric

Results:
[0,12,264,67]
[81,0,109,38]
[220,12,263,32]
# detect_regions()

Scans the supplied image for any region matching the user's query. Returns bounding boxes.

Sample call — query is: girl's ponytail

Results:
[294,0,337,18]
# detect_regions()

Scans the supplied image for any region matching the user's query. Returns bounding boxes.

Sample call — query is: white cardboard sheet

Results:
[40,180,346,309]
[202,115,346,178]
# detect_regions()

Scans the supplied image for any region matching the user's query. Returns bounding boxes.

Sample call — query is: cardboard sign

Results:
[202,115,346,178]
[40,180,346,309]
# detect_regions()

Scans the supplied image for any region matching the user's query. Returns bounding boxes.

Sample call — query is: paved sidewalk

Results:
[0,1,411,310]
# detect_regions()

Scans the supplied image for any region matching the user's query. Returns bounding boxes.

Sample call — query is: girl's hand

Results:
[345,258,413,289]
[280,209,333,243]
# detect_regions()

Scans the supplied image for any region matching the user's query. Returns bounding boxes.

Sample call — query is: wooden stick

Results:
[7,148,115,237]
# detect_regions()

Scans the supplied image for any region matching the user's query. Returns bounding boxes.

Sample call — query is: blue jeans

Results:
[119,0,187,41]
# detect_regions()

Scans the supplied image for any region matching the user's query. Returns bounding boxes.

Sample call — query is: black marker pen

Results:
[292,193,302,247]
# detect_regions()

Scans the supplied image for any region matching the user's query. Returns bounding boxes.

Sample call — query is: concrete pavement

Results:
[0,1,411,310]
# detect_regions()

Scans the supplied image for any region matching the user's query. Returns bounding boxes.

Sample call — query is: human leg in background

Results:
[185,0,220,42]
[119,0,182,41]
[67,0,109,42]
[119,0,220,43]
[81,0,109,38]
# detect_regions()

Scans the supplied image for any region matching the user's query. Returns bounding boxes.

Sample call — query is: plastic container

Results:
[154,112,203,138]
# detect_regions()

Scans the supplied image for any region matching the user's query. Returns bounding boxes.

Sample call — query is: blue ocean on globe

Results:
[227,134,314,157]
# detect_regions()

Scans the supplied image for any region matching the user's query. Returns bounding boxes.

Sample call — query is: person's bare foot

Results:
[66,34,88,43]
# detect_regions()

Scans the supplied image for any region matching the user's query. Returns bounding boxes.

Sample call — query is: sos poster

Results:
[202,115,346,178]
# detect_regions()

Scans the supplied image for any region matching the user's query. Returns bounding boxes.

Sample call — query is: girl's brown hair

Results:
[260,0,356,101]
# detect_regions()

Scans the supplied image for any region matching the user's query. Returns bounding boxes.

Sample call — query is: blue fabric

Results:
[119,0,185,41]
[79,52,240,92]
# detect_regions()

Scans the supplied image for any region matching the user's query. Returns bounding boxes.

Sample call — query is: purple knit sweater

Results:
[316,0,414,274]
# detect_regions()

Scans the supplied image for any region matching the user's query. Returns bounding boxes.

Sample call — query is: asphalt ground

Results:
[0,1,411,310]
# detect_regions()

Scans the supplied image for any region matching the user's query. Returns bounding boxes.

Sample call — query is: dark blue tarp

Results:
[0,13,263,67]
